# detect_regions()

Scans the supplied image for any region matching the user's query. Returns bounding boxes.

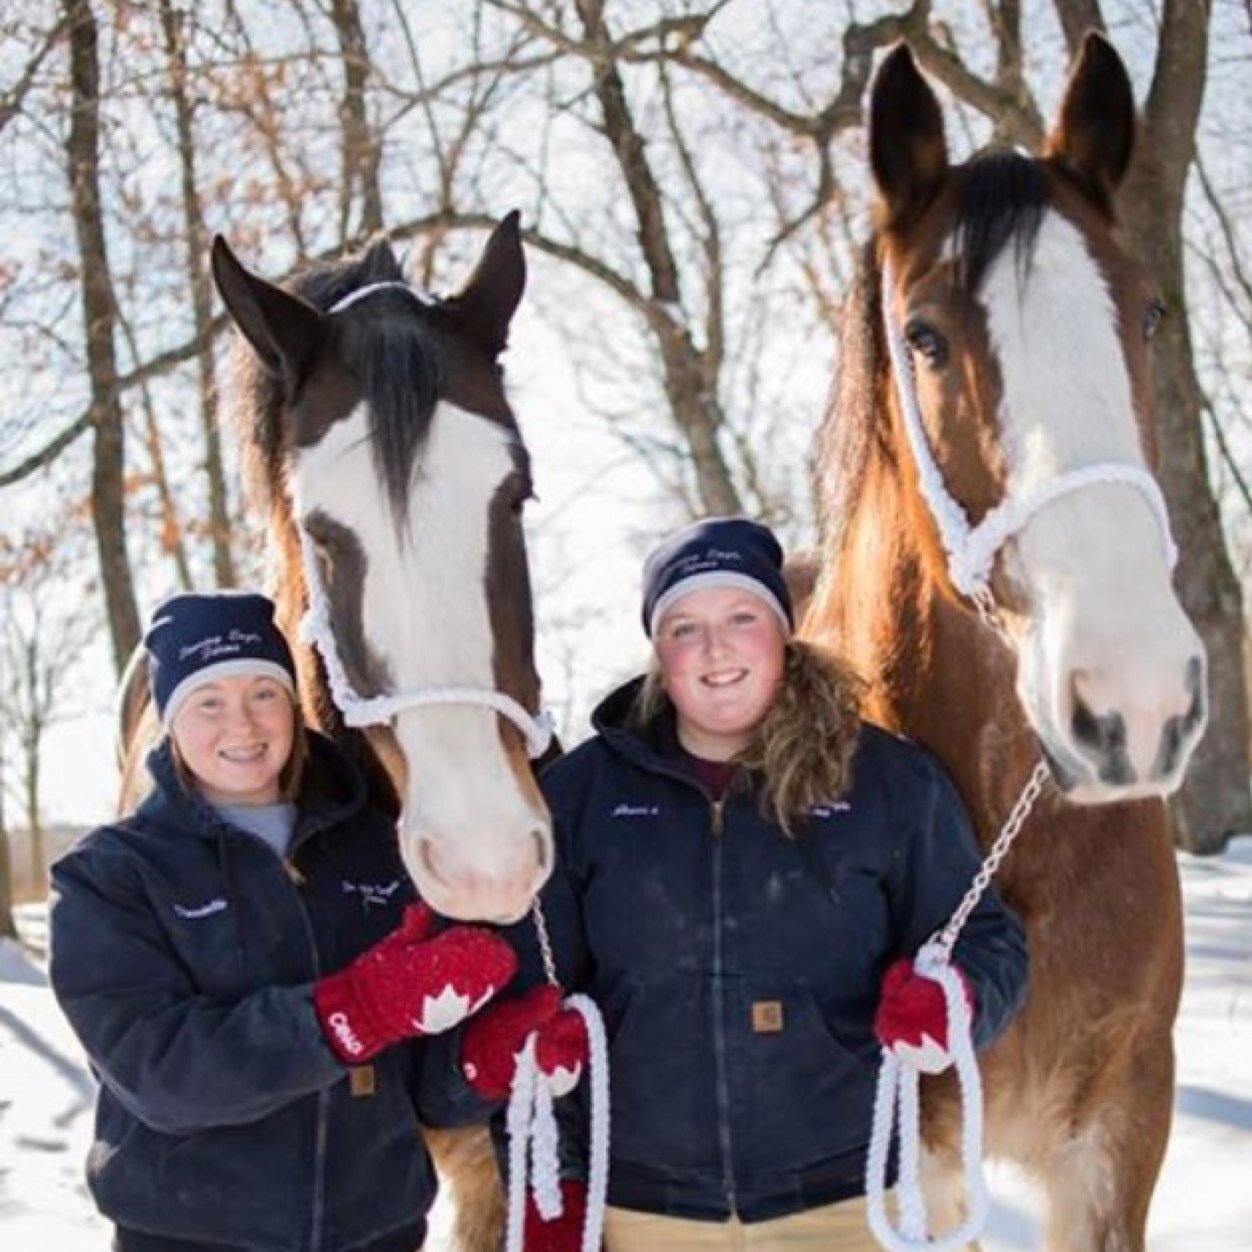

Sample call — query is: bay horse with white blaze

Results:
[804,36,1206,1252]
[208,213,553,929]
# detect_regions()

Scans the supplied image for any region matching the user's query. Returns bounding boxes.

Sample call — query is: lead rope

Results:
[866,760,1049,1252]
[505,901,610,1252]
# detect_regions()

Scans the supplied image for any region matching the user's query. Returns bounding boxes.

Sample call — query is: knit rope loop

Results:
[296,527,555,758]
[879,258,1177,605]
[866,941,988,1252]
[505,994,610,1252]
[865,762,1046,1251]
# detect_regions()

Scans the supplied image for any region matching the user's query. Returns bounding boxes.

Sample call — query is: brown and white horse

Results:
[202,213,553,928]
[804,36,1206,1252]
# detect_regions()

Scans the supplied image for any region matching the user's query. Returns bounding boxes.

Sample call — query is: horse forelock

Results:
[953,150,1050,296]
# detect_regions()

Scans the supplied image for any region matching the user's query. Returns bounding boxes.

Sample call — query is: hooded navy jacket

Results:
[515,678,1029,1224]
[49,733,486,1252]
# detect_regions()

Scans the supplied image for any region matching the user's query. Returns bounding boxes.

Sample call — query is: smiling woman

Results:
[491,515,1030,1251]
[46,589,521,1252]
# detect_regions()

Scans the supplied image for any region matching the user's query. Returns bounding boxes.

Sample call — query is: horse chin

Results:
[1037,736,1181,807]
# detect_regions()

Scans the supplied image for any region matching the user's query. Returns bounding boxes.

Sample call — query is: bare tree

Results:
[63,0,140,673]
[0,525,99,885]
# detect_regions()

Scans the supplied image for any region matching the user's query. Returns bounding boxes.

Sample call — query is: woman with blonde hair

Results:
[469,516,1028,1251]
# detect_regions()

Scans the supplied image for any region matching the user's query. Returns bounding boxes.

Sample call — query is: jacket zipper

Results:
[282,851,329,1252]
[709,797,738,1216]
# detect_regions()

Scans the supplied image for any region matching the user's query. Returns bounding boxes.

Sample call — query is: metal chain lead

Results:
[530,898,559,986]
[934,760,1050,958]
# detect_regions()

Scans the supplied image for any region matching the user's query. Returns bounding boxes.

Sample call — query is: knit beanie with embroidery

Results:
[640,516,794,638]
[144,591,297,728]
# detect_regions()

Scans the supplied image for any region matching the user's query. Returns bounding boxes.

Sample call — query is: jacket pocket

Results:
[733,978,879,1175]
[604,975,721,1173]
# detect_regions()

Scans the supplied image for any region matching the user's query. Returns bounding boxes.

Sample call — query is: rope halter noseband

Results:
[294,278,556,760]
[879,257,1178,616]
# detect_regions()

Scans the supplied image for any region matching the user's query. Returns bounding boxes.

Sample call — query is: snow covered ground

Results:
[2,840,1250,1251]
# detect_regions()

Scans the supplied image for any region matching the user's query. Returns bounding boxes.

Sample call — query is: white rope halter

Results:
[328,280,434,314]
[880,257,1177,609]
[296,521,555,759]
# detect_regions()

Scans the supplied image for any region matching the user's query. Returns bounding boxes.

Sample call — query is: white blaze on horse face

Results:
[294,402,552,922]
[978,211,1204,800]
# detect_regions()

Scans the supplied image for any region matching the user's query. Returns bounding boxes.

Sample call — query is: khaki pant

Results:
[604,1195,882,1251]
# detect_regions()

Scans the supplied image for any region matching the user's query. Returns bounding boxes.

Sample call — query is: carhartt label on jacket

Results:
[349,1065,376,1097]
[172,898,228,919]
[751,1000,785,1033]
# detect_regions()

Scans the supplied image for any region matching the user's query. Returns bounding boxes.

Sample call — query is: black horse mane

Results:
[813,149,1051,569]
[231,242,443,533]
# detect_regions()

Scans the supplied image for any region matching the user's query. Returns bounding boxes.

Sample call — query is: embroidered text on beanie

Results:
[641,516,794,638]
[145,591,297,728]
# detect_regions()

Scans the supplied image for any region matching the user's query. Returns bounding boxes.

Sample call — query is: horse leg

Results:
[1039,1031,1173,1252]
[427,1125,505,1252]
[919,1143,984,1252]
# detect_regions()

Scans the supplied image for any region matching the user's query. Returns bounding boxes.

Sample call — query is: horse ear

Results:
[360,237,403,283]
[1043,32,1135,217]
[447,211,526,357]
[210,236,327,396]
[869,44,948,231]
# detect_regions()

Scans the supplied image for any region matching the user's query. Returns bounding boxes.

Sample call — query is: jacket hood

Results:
[140,729,369,847]
[590,674,696,780]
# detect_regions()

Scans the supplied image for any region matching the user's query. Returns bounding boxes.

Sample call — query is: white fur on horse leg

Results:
[1040,1123,1132,1252]
[920,1146,982,1252]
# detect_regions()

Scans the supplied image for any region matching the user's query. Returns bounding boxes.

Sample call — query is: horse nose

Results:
[409,827,550,925]
[1069,653,1206,786]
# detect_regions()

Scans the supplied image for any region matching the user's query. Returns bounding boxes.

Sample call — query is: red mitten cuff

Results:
[524,1179,587,1252]
[874,957,975,1074]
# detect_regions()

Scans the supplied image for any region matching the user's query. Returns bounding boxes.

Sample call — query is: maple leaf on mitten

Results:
[314,904,518,1062]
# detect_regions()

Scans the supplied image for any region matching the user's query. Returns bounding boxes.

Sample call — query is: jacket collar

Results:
[590,675,689,776]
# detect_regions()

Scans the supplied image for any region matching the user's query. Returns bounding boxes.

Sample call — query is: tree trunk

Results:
[1121,1,1251,850]
[64,0,141,673]
[0,738,17,940]
[159,0,236,587]
[575,0,742,515]
[330,0,384,240]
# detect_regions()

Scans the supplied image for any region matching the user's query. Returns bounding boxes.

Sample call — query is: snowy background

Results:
[2,840,1250,1251]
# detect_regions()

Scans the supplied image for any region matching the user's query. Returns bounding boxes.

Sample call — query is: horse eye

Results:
[1144,298,1166,340]
[904,318,949,368]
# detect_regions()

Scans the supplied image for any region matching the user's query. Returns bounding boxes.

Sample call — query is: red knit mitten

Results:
[524,1180,588,1252]
[314,903,517,1063]
[874,957,975,1075]
[461,985,589,1100]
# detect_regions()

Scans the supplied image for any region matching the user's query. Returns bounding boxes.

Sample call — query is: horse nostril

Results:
[1071,690,1132,785]
[1184,655,1206,733]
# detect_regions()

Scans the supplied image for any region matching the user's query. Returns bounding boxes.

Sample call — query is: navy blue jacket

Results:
[514,678,1028,1223]
[49,734,486,1252]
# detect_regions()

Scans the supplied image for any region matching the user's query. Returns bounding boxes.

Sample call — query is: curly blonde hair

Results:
[632,638,865,835]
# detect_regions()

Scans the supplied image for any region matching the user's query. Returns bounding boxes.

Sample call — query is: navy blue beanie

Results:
[144,591,297,727]
[641,516,794,638]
